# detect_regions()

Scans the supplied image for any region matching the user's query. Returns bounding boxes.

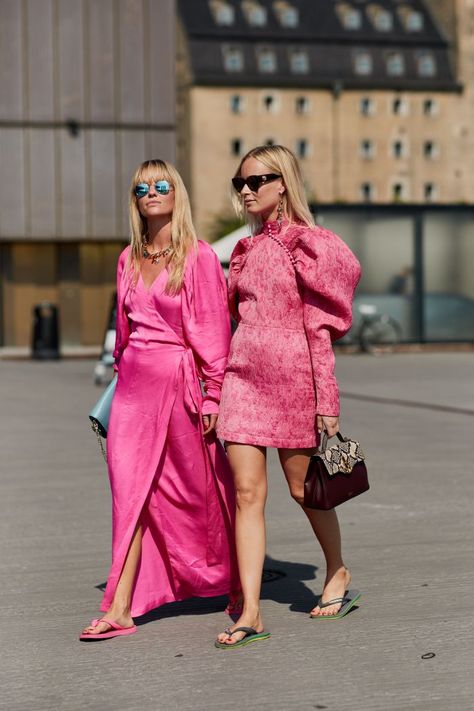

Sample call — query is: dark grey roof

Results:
[178,0,458,91]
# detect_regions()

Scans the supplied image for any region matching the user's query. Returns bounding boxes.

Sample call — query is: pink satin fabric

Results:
[217,221,361,449]
[102,242,238,617]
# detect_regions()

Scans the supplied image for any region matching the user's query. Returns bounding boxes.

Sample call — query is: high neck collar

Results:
[262,218,289,234]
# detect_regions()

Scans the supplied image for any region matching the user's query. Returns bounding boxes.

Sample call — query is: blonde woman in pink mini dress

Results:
[80,160,238,641]
[215,146,361,649]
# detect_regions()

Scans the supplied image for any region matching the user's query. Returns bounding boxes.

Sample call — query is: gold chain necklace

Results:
[142,243,173,265]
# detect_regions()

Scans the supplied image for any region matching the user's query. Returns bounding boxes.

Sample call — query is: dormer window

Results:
[257,47,277,73]
[289,49,309,74]
[243,1,267,27]
[354,51,373,76]
[223,45,244,72]
[367,4,393,32]
[209,0,235,26]
[336,3,363,31]
[386,52,405,77]
[397,6,424,32]
[417,52,436,77]
[273,1,299,28]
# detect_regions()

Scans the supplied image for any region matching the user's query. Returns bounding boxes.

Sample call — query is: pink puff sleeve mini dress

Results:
[217,220,361,449]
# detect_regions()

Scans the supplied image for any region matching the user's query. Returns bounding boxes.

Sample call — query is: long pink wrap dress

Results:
[101,241,238,617]
[217,220,361,448]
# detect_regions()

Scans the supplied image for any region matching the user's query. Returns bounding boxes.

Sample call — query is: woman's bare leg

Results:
[217,443,267,645]
[278,448,351,616]
[82,522,142,634]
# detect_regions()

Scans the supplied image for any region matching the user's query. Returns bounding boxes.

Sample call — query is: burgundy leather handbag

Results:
[304,431,369,510]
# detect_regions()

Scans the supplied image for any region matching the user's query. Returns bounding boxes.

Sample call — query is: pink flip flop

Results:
[79,617,137,641]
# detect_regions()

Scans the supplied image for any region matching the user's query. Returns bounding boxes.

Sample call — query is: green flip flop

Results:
[310,589,361,620]
[214,626,270,649]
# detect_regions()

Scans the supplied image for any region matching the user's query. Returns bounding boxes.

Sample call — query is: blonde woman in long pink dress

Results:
[80,159,239,640]
[215,146,361,649]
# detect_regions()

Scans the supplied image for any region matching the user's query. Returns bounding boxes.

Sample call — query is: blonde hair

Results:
[232,145,315,235]
[128,159,197,293]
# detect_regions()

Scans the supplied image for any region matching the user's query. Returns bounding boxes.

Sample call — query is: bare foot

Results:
[310,566,351,617]
[216,610,264,646]
[81,609,134,636]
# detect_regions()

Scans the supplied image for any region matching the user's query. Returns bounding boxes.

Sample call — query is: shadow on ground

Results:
[95,555,319,625]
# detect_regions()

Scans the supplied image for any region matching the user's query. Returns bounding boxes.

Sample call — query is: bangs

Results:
[134,160,173,187]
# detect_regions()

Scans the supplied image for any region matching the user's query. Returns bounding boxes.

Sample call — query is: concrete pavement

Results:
[1,353,473,710]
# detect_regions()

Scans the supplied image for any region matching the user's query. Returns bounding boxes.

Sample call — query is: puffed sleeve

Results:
[227,237,252,322]
[182,241,231,415]
[112,247,130,372]
[293,227,361,416]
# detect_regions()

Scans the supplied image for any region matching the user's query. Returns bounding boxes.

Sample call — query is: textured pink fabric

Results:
[217,221,361,448]
[103,241,238,617]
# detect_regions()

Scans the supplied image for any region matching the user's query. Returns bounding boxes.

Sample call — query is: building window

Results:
[295,96,309,115]
[223,45,244,72]
[265,138,276,146]
[209,0,235,26]
[273,1,299,28]
[289,49,309,74]
[423,98,438,116]
[360,97,374,116]
[424,183,436,201]
[360,183,373,202]
[386,52,405,77]
[243,1,267,27]
[392,139,406,159]
[367,5,393,32]
[417,52,437,77]
[423,140,438,159]
[262,94,279,112]
[360,139,374,159]
[392,182,406,201]
[336,4,363,31]
[231,138,243,156]
[230,94,244,114]
[257,47,277,73]
[398,6,424,32]
[296,138,309,159]
[354,51,373,76]
[392,97,408,115]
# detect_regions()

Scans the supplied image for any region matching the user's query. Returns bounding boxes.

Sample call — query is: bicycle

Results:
[351,303,402,354]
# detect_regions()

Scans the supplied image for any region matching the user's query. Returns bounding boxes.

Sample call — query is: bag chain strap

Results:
[91,420,108,463]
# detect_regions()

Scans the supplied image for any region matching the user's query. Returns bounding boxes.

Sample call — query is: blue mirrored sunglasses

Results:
[134,180,172,198]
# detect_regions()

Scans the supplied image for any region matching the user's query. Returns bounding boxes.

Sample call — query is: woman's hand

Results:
[316,415,339,438]
[202,414,218,435]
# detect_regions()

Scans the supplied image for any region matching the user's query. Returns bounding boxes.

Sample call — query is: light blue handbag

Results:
[89,377,117,459]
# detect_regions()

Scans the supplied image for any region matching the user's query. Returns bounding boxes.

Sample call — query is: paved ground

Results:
[1,353,473,711]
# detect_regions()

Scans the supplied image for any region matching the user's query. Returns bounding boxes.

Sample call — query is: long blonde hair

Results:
[128,159,197,293]
[232,145,315,235]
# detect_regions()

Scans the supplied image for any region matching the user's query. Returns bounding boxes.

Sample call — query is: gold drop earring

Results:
[277,194,284,229]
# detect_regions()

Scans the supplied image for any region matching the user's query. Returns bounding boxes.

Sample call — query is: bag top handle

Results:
[319,430,345,453]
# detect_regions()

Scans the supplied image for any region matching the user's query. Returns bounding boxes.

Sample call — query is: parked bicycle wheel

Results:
[359,315,401,354]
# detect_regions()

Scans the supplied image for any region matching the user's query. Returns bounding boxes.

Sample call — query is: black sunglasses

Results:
[232,173,282,193]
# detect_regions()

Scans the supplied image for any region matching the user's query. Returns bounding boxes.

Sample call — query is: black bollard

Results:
[32,302,60,360]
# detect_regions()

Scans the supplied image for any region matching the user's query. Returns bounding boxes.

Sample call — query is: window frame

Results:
[222,45,244,73]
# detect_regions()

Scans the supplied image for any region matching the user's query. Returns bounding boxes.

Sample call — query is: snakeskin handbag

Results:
[304,431,369,510]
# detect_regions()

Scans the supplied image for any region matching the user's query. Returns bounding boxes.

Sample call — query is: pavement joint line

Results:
[340,391,474,417]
